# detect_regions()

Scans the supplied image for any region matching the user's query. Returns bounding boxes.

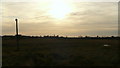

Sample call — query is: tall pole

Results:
[15,19,18,36]
[15,18,19,51]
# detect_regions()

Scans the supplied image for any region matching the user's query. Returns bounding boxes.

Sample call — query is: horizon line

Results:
[1,34,119,37]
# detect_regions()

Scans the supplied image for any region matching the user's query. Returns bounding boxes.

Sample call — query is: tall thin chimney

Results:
[15,19,18,36]
[15,18,19,51]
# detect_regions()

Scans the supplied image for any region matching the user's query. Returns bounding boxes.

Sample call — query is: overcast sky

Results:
[1,1,118,37]
[1,0,119,2]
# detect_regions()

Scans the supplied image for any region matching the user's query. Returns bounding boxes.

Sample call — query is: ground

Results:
[2,37,119,66]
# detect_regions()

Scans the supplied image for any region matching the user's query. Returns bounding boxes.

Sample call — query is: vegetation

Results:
[2,36,119,66]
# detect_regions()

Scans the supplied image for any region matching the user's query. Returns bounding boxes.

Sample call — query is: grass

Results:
[2,38,119,66]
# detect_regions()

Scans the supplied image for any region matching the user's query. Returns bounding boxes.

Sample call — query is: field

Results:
[2,37,119,66]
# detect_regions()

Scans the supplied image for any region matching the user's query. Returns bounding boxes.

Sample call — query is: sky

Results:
[1,1,118,37]
[1,0,119,2]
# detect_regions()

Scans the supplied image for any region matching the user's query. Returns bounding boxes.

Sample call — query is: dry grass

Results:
[2,38,119,66]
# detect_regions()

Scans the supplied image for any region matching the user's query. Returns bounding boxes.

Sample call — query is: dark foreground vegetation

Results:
[2,36,119,66]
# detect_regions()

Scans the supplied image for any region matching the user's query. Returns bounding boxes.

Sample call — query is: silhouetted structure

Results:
[15,19,19,36]
[15,18,19,51]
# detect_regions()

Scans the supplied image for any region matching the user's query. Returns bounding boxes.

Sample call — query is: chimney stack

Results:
[15,18,18,36]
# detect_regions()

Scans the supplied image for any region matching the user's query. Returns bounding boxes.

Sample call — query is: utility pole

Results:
[15,18,19,51]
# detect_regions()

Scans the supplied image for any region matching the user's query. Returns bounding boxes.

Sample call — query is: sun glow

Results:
[49,0,72,19]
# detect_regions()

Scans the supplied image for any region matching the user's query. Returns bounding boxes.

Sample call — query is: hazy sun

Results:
[49,0,72,19]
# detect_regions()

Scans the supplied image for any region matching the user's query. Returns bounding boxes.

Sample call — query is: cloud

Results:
[66,2,118,28]
[2,2,118,36]
[2,0,119,2]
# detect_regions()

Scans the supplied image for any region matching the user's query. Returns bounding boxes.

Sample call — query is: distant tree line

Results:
[1,34,120,40]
